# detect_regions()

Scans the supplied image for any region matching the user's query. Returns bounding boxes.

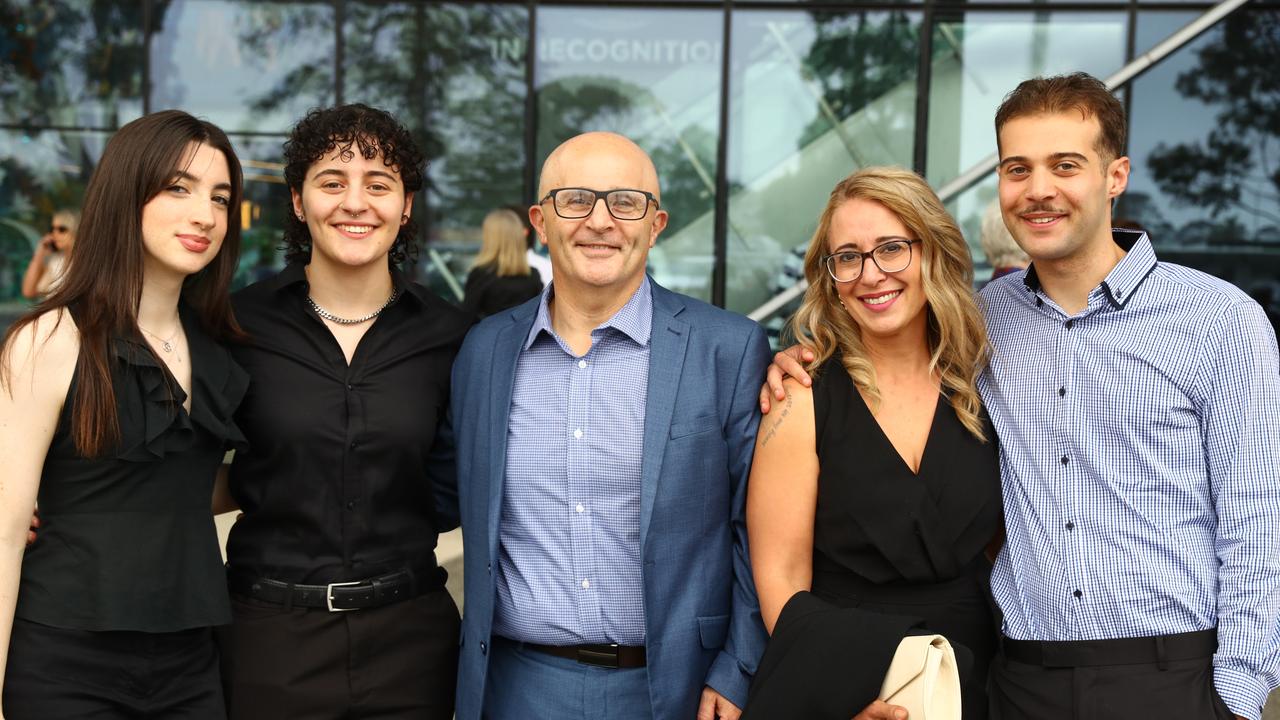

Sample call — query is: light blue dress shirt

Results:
[981,231,1280,720]
[492,279,652,646]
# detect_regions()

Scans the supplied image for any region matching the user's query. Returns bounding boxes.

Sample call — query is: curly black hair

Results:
[281,104,426,266]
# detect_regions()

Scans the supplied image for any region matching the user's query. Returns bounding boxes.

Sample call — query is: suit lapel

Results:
[487,305,537,558]
[639,284,689,552]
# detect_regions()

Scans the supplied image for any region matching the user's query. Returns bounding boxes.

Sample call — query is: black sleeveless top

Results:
[811,356,1002,718]
[16,307,248,632]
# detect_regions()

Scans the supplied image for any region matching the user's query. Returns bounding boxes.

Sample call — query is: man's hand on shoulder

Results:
[697,686,741,720]
[758,345,815,414]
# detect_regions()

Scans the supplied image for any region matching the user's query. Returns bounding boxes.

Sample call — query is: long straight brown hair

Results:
[1,110,245,457]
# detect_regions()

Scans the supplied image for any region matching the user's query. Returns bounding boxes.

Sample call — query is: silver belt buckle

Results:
[326,580,362,612]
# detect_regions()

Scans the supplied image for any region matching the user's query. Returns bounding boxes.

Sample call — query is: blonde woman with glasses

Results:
[744,167,1001,720]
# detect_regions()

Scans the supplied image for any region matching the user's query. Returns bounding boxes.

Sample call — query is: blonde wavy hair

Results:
[787,166,990,441]
[473,208,531,277]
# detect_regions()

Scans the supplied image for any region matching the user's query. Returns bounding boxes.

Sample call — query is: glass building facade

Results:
[3,0,1279,330]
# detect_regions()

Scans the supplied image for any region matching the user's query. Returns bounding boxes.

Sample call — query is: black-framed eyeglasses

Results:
[823,238,921,283]
[539,187,659,221]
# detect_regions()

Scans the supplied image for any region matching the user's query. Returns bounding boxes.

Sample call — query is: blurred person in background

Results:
[978,200,1029,287]
[21,209,79,299]
[463,207,543,319]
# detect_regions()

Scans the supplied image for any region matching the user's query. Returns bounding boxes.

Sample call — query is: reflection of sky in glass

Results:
[535,7,722,149]
[927,12,1127,187]
[149,0,334,134]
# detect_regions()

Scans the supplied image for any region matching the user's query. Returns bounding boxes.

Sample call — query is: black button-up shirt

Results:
[225,262,470,584]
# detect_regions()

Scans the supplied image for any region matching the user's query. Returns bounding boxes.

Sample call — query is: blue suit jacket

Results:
[451,280,771,719]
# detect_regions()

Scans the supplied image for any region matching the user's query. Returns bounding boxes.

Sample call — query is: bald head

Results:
[537,132,662,201]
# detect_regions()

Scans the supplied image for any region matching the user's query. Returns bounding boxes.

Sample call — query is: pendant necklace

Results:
[139,324,180,353]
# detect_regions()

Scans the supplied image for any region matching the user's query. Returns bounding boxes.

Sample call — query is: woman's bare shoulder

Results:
[2,308,80,385]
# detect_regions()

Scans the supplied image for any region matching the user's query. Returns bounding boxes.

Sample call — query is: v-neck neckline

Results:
[853,387,942,477]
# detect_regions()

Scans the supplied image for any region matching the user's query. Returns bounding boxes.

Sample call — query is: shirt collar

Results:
[1022,229,1158,309]
[269,261,431,306]
[524,276,654,351]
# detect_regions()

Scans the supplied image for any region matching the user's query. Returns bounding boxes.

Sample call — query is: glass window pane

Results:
[0,129,107,305]
[534,6,723,303]
[726,9,922,316]
[926,11,1129,190]
[228,135,291,290]
[149,0,335,134]
[343,3,528,304]
[0,1,144,127]
[1125,9,1280,310]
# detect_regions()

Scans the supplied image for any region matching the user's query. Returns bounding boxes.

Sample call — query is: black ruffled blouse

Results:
[16,306,248,632]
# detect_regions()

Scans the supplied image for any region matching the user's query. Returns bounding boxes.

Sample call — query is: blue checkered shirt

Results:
[981,231,1280,720]
[491,279,652,646]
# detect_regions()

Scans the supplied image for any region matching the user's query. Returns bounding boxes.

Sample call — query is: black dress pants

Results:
[217,587,460,720]
[989,632,1238,720]
[3,617,225,719]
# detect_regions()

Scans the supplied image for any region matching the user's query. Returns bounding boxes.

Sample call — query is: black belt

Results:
[228,563,444,612]
[1002,629,1217,668]
[521,641,647,669]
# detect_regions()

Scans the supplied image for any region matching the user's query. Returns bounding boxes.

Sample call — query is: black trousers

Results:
[3,616,225,719]
[217,587,460,720]
[989,631,1237,720]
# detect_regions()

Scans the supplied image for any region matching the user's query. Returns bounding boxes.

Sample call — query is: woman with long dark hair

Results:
[0,110,247,718]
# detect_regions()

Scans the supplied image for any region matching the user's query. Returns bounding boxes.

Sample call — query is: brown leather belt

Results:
[523,641,647,669]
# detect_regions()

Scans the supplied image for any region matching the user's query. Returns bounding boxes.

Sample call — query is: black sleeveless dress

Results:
[809,356,1002,718]
[15,307,248,632]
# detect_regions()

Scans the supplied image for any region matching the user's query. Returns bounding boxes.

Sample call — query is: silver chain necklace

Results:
[139,324,180,353]
[306,289,399,325]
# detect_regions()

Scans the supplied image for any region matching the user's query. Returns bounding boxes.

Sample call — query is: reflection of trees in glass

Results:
[1146,12,1280,232]
[234,3,528,234]
[537,77,719,239]
[798,11,919,151]
[0,0,145,125]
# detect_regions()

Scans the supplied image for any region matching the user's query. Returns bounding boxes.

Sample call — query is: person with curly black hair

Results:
[215,104,470,719]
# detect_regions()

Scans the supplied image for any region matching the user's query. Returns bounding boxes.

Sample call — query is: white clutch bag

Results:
[879,634,962,720]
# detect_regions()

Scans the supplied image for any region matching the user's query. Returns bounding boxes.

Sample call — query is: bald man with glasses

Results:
[451,132,771,720]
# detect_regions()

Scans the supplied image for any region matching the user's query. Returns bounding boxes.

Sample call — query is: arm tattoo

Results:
[759,391,794,449]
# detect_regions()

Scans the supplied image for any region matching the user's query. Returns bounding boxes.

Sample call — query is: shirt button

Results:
[573,429,583,439]
[1058,387,1066,397]
[1065,521,1075,531]
[581,579,590,589]
[1065,319,1075,329]
[1061,455,1069,466]
[578,359,587,369]
[350,441,358,449]
[480,641,487,655]
[346,500,357,510]
[346,383,353,391]
[1073,589,1083,598]
[576,503,584,513]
